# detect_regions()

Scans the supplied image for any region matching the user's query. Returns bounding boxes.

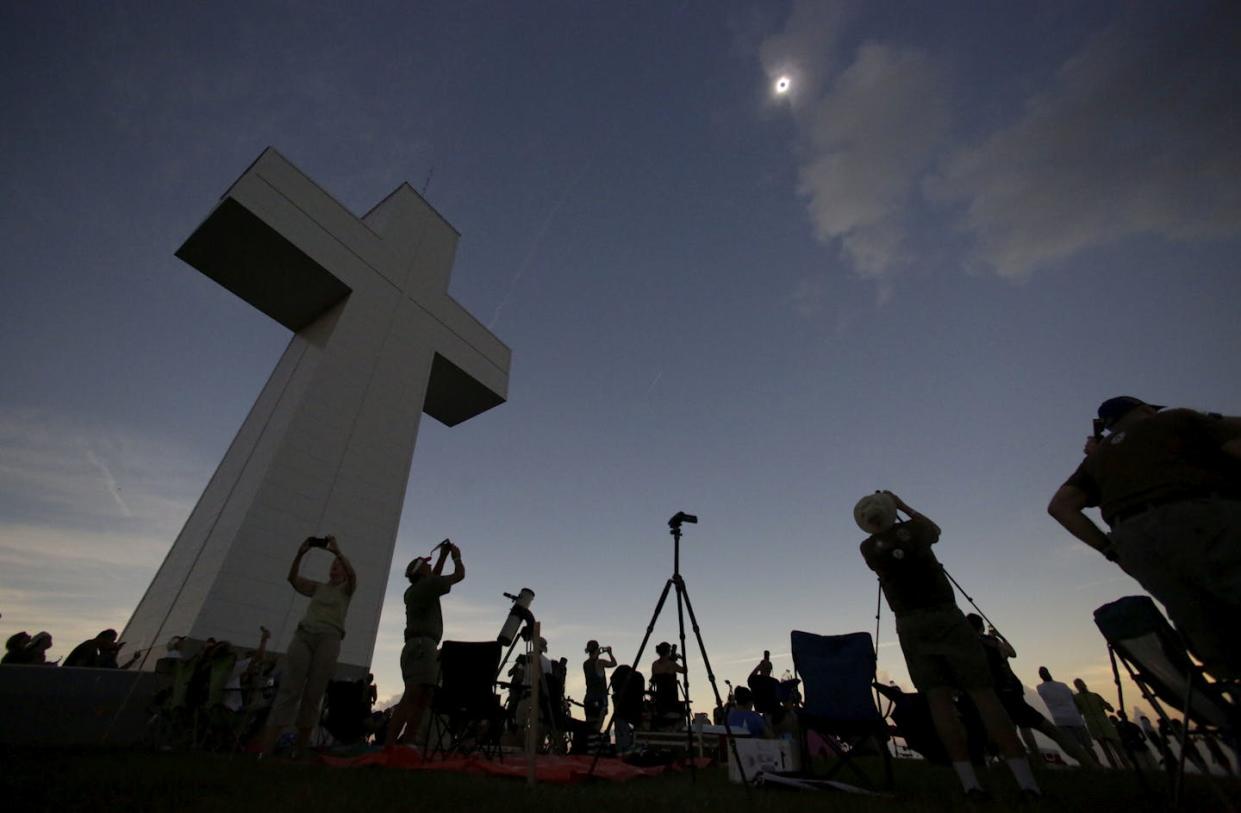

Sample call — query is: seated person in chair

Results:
[727,687,772,738]
[650,642,685,728]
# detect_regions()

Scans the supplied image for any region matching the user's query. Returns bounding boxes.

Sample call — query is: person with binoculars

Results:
[260,534,356,758]
[583,640,617,730]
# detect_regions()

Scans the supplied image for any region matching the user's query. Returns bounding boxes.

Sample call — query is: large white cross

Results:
[122,148,510,672]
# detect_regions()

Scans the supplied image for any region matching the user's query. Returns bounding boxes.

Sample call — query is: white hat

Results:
[854,493,897,535]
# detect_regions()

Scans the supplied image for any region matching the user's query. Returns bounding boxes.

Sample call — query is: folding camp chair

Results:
[871,682,987,766]
[425,641,504,759]
[790,630,893,790]
[322,679,370,745]
[1094,596,1238,804]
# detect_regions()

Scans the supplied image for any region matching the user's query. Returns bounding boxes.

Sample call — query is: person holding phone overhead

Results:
[260,534,356,758]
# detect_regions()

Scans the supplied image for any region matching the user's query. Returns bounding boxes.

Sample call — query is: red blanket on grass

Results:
[320,749,712,784]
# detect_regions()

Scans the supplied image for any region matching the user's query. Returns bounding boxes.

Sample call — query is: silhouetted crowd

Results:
[3,627,141,669]
[2,395,1236,799]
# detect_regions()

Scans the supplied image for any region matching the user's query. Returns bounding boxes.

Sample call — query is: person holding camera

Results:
[582,640,617,731]
[650,641,685,727]
[1048,396,1241,680]
[259,534,356,757]
[855,491,1040,801]
[384,540,464,750]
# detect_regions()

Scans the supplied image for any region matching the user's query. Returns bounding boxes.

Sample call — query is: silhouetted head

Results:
[1073,678,1088,692]
[97,629,118,644]
[1038,666,1052,682]
[405,557,431,582]
[734,687,754,709]
[30,631,52,651]
[854,492,897,535]
[329,558,348,585]
[1098,396,1162,431]
[965,613,984,633]
[656,642,672,657]
[5,631,30,653]
[585,640,600,655]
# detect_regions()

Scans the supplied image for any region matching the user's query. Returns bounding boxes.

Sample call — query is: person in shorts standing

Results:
[856,491,1040,801]
[1048,396,1241,678]
[582,640,616,731]
[384,541,465,749]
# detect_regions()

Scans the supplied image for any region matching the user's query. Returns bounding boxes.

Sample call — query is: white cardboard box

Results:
[727,737,800,783]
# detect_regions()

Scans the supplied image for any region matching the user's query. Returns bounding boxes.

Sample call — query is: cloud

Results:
[795,44,950,279]
[759,2,950,290]
[763,2,1241,291]
[928,6,1241,279]
[0,408,203,662]
[0,407,204,532]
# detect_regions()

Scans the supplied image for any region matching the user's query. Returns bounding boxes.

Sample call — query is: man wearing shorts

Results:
[384,541,465,749]
[856,491,1040,801]
[1048,396,1241,679]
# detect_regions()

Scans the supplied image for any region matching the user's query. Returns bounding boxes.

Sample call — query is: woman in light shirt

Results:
[260,535,356,757]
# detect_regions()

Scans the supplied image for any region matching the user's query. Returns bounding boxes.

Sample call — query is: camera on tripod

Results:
[668,511,697,529]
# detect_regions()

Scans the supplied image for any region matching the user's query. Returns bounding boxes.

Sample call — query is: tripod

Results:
[588,512,748,783]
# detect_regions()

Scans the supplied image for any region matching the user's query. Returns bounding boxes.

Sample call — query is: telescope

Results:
[498,588,535,646]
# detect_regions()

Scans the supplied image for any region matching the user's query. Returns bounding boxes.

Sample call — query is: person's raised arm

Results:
[884,491,940,537]
[1048,484,1115,558]
[602,646,617,668]
[445,543,465,585]
[432,541,452,576]
[288,540,317,596]
[245,626,271,678]
[325,536,357,594]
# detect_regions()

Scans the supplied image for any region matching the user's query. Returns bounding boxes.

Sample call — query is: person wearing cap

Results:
[384,540,464,750]
[856,491,1041,802]
[1048,396,1241,679]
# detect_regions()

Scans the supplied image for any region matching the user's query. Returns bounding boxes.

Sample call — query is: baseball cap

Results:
[1097,396,1164,428]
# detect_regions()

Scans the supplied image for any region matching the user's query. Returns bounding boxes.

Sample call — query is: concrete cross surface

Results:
[122,148,510,674]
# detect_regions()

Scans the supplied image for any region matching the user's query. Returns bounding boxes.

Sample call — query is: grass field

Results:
[4,748,1237,812]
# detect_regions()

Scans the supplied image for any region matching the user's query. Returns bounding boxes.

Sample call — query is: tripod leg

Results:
[672,576,696,776]
[679,577,750,787]
[586,578,675,778]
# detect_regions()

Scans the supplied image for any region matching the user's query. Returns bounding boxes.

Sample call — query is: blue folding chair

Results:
[791,630,893,790]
